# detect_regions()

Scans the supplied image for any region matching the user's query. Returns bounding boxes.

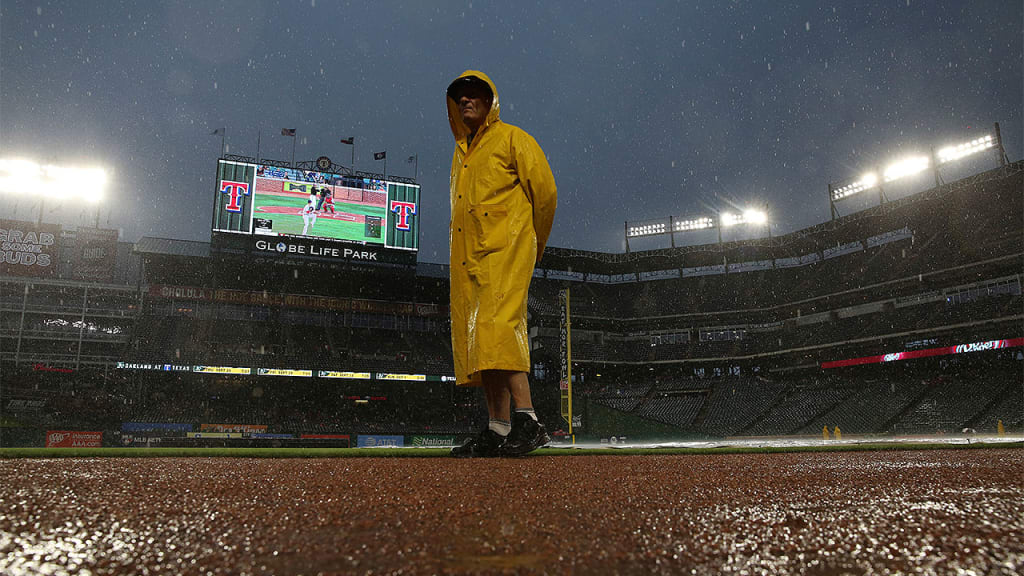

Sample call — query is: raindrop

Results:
[805,21,810,31]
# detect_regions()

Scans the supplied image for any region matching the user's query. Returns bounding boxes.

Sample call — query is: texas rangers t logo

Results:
[390,200,417,231]
[220,181,250,213]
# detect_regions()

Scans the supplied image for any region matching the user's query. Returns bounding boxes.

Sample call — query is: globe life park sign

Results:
[210,231,416,266]
[253,237,380,261]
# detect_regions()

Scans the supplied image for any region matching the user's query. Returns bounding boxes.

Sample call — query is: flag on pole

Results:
[374,151,387,160]
[212,128,226,156]
[340,137,354,145]
[406,155,416,163]
[281,128,296,137]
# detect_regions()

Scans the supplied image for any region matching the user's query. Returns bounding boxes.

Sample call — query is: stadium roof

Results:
[134,237,211,259]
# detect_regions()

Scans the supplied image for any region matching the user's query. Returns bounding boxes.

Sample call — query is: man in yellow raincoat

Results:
[446,70,557,457]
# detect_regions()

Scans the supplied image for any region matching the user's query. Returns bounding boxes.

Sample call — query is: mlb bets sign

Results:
[211,160,420,254]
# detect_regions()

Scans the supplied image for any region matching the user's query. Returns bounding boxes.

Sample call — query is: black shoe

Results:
[451,428,506,458]
[501,412,551,457]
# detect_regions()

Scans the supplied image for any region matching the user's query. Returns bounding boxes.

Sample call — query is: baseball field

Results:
[253,192,386,242]
[2,442,1022,575]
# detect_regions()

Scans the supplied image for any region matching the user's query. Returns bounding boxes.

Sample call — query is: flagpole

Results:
[291,132,297,167]
[340,138,355,173]
[221,128,226,157]
[415,154,418,180]
[256,129,262,163]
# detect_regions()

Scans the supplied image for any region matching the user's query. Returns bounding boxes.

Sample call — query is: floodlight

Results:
[720,209,767,227]
[742,209,767,225]
[0,158,107,203]
[627,221,669,238]
[883,156,929,183]
[674,216,714,231]
[720,212,740,227]
[831,172,878,201]
[937,134,994,163]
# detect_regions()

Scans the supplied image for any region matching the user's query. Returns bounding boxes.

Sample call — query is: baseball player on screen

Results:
[300,199,317,235]
[321,187,336,214]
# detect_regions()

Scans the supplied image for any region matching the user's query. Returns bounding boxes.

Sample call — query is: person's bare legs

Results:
[482,371,512,422]
[507,371,533,411]
[482,369,532,415]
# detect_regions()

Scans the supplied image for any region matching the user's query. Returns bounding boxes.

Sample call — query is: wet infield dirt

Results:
[1,449,1022,575]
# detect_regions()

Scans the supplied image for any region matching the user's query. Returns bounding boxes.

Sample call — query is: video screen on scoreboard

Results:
[212,160,419,251]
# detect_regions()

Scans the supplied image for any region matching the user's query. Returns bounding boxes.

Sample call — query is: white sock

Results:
[488,419,511,436]
[515,408,538,422]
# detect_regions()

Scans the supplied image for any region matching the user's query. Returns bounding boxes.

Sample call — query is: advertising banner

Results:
[257,368,312,377]
[187,432,244,439]
[116,362,191,372]
[318,371,372,380]
[73,227,118,282]
[409,435,457,447]
[122,422,193,433]
[148,284,446,316]
[200,423,267,434]
[822,337,1024,369]
[193,366,251,375]
[376,373,426,382]
[299,432,352,446]
[1,219,60,278]
[357,434,404,448]
[46,430,102,447]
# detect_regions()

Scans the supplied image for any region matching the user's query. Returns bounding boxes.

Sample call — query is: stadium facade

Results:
[1,161,1021,447]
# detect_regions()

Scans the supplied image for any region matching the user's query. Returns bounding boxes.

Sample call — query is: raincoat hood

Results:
[447,70,500,143]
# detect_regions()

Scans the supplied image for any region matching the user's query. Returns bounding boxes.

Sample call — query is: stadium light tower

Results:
[828,123,1005,220]
[0,158,108,224]
[625,207,768,251]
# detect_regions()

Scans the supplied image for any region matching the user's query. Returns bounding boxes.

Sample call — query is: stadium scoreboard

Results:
[211,159,420,264]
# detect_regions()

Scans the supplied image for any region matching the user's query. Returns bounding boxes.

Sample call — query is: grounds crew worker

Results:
[446,70,557,457]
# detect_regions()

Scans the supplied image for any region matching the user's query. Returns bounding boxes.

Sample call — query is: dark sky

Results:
[2,1,1021,262]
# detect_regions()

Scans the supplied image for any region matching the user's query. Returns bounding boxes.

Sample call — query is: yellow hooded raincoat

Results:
[447,70,557,387]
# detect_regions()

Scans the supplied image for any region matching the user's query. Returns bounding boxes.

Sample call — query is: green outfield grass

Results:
[2,441,1020,459]
[253,193,386,241]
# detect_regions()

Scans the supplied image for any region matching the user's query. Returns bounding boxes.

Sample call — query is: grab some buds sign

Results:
[1,219,60,278]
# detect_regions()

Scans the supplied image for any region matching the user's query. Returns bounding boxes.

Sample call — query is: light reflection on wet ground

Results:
[555,434,1024,451]
[1,449,1021,575]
